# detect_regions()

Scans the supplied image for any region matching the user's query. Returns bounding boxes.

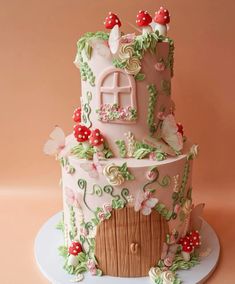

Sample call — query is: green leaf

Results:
[77,252,86,263]
[134,73,145,81]
[58,245,68,258]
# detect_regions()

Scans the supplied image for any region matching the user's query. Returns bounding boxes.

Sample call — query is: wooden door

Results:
[95,207,168,277]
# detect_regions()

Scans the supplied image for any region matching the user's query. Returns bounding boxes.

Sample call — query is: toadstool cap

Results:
[104,12,121,29]
[73,124,91,143]
[89,129,104,146]
[154,7,170,25]
[73,107,81,123]
[189,230,201,248]
[136,10,152,27]
[68,241,82,256]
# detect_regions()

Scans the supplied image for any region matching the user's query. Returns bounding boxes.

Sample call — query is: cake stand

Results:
[34,212,220,284]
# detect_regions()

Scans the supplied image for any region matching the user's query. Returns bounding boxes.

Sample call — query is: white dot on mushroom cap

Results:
[96,133,99,136]
[78,128,81,131]
[143,17,146,20]
[187,246,191,249]
[84,132,87,135]
[138,10,142,13]
[136,20,138,23]
[160,6,163,9]
[78,135,82,138]
[115,19,118,23]
[193,236,197,240]
[109,20,112,24]
[109,15,113,19]
[101,138,104,142]
[164,16,167,19]
[164,9,167,12]
[83,135,85,139]
[73,250,77,253]
[137,19,140,22]
[144,11,147,14]
[109,11,112,14]
[94,140,98,143]
[76,246,79,249]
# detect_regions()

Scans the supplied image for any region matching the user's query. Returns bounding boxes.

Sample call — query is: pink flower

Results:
[164,256,173,267]
[120,33,135,43]
[157,111,166,120]
[146,169,158,181]
[154,62,165,72]
[97,211,106,221]
[65,187,80,208]
[80,227,88,237]
[149,152,156,161]
[174,204,181,214]
[103,203,112,213]
[87,259,97,275]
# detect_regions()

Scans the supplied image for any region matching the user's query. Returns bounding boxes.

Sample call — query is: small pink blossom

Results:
[87,259,97,275]
[154,62,165,72]
[174,204,181,214]
[80,227,88,237]
[103,203,112,213]
[97,211,106,221]
[149,152,156,161]
[146,169,158,181]
[120,33,135,44]
[164,256,173,267]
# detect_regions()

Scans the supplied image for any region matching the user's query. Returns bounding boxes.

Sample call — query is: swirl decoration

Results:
[143,167,160,192]
[91,184,103,197]
[157,175,171,187]
[119,43,134,60]
[103,185,120,201]
[103,164,125,186]
[77,179,93,212]
[82,91,92,128]
[125,56,141,76]
[121,188,130,205]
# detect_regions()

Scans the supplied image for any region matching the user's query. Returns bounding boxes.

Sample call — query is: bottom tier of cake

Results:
[58,145,201,279]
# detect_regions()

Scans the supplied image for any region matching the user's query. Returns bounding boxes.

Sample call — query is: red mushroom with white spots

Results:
[73,124,91,148]
[178,230,201,261]
[89,129,104,151]
[73,107,82,123]
[136,10,153,34]
[67,241,83,266]
[153,7,170,36]
[104,12,121,29]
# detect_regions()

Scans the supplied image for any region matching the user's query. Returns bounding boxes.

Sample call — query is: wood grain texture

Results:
[95,207,169,277]
[115,207,129,276]
[127,207,141,276]
[104,210,118,276]
[94,220,107,274]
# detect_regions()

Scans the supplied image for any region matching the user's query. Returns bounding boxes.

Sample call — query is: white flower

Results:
[125,56,141,76]
[119,43,134,59]
[161,270,176,284]
[149,267,162,283]
[103,164,125,186]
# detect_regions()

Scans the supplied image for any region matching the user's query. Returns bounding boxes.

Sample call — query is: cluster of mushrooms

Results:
[104,7,170,36]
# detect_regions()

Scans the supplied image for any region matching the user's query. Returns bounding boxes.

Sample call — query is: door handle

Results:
[130,242,139,254]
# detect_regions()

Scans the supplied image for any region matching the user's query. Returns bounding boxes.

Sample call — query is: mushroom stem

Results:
[94,144,104,152]
[68,254,78,267]
[181,251,191,262]
[154,23,167,36]
[82,141,90,149]
[142,25,152,35]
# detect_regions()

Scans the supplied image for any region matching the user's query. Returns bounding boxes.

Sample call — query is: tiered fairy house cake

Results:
[44,8,204,284]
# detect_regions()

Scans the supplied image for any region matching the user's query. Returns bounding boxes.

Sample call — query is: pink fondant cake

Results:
[44,8,204,284]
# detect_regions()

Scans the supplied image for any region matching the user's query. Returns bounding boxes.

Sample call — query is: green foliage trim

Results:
[119,162,134,181]
[115,140,127,158]
[165,37,175,77]
[172,161,191,217]
[147,84,158,136]
[69,206,77,240]
[170,253,200,272]
[161,80,171,96]
[134,73,145,81]
[155,202,175,221]
[56,218,64,232]
[71,144,94,160]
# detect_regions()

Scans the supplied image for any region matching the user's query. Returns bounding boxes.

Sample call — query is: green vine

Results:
[165,37,175,77]
[155,203,175,221]
[69,206,77,240]
[147,84,158,136]
[77,179,93,212]
[82,91,92,128]
[71,144,94,160]
[161,80,171,96]
[115,140,127,158]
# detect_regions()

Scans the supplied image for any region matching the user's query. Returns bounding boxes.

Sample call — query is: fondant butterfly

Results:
[134,190,159,216]
[80,153,103,179]
[43,126,66,158]
[65,187,80,208]
[161,114,183,152]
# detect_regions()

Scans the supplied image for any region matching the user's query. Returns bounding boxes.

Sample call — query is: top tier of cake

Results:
[72,11,186,161]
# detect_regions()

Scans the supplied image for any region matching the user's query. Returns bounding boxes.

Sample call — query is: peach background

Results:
[0,0,235,283]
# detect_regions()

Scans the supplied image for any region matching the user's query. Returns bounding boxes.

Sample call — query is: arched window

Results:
[96,67,137,124]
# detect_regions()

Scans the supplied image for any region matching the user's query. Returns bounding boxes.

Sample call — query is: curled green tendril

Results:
[121,188,130,205]
[77,179,93,212]
[103,185,120,201]
[91,184,103,197]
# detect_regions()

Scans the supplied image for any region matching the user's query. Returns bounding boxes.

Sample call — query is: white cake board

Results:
[34,212,220,284]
